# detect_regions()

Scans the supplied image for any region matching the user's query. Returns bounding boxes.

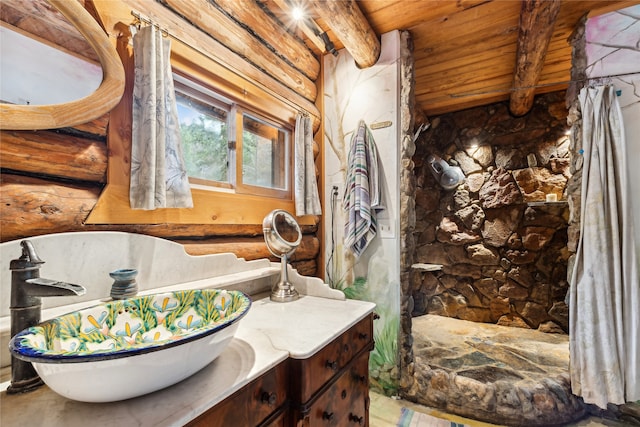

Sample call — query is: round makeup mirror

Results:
[263,209,302,302]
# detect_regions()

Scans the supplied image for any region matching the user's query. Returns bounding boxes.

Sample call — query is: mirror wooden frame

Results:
[0,0,125,130]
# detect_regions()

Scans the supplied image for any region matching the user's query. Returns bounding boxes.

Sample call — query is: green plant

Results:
[342,276,400,395]
[341,276,368,299]
[369,315,399,395]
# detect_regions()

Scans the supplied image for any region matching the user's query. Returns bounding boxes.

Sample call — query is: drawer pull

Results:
[322,411,334,421]
[260,391,277,406]
[358,332,369,340]
[349,413,364,425]
[325,360,338,371]
[353,373,367,383]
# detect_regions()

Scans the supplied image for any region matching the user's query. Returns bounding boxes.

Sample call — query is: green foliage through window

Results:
[176,92,229,184]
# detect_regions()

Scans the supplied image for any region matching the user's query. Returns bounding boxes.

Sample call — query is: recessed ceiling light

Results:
[292,6,304,21]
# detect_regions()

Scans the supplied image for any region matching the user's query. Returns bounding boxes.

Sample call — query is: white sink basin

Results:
[9,289,251,402]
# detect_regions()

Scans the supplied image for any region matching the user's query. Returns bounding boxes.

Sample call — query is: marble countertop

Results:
[0,294,375,427]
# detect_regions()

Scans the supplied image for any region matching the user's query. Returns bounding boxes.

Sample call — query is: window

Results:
[237,111,290,198]
[175,85,231,187]
[174,74,291,199]
[86,42,312,226]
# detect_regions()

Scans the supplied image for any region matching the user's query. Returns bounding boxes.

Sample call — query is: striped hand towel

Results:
[342,120,382,258]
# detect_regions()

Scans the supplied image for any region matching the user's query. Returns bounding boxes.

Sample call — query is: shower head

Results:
[427,154,465,190]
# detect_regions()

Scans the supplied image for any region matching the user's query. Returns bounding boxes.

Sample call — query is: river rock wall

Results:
[412,91,571,333]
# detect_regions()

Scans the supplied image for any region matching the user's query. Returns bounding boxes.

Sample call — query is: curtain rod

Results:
[130,11,170,38]
[449,71,638,98]
[128,10,316,120]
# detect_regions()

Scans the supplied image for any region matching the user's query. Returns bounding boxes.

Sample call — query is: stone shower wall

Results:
[412,91,571,333]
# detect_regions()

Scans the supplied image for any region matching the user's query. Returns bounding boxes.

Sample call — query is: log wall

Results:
[0,122,319,273]
[0,0,322,275]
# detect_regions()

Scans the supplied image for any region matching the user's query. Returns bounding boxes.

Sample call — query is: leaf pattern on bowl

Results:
[11,289,251,359]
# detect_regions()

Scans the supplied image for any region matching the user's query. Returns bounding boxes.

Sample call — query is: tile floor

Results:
[369,391,500,426]
[368,391,626,427]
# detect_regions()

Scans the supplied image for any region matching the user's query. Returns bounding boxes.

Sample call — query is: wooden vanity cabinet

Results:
[301,351,370,426]
[289,314,374,426]
[186,359,289,427]
[184,313,374,427]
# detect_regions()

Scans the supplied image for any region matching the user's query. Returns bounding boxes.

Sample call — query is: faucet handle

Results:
[11,240,44,270]
[21,240,44,264]
[11,240,45,270]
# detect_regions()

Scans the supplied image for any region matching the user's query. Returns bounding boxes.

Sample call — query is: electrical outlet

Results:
[378,221,395,239]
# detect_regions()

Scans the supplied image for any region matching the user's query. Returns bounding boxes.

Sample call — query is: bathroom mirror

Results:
[263,209,302,302]
[0,0,125,130]
[1,26,102,106]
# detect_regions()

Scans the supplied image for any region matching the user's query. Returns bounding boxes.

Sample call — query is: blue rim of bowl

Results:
[9,289,252,364]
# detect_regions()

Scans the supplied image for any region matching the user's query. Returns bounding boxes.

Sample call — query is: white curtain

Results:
[130,26,193,210]
[569,85,639,408]
[294,114,321,216]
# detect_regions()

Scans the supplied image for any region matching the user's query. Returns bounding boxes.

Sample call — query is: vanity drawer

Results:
[262,408,288,427]
[305,351,370,427]
[186,360,289,427]
[291,314,373,403]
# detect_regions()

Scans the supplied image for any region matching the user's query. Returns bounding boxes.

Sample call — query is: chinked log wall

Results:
[0,128,319,275]
[0,117,319,276]
[0,0,321,275]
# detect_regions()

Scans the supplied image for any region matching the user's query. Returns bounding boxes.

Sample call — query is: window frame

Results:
[174,76,234,190]
[174,72,293,201]
[234,107,292,199]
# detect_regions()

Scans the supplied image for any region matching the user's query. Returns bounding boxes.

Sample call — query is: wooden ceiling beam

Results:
[509,0,562,116]
[310,0,380,68]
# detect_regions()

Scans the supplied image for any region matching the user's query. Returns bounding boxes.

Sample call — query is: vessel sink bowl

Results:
[9,289,251,402]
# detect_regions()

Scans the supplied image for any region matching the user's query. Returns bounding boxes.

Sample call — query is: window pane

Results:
[176,92,229,183]
[242,114,288,191]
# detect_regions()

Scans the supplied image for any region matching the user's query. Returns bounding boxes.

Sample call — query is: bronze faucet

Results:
[7,240,86,394]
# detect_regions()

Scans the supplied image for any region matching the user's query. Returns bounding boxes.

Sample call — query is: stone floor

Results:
[404,314,586,426]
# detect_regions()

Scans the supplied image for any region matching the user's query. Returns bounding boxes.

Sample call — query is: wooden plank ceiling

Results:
[313,0,637,116]
[2,0,637,120]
